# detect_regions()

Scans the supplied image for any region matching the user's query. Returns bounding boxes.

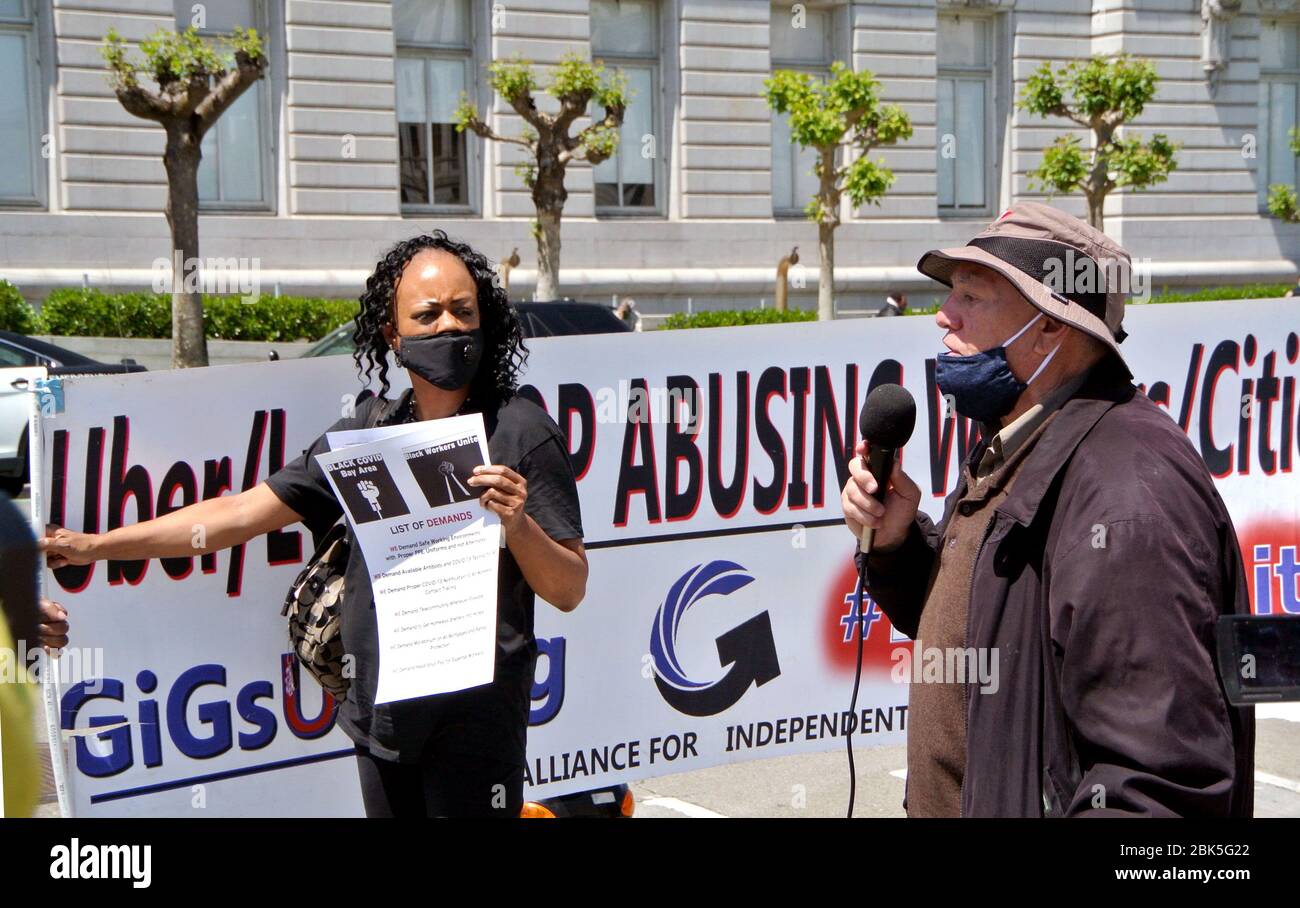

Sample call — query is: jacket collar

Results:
[989,359,1136,528]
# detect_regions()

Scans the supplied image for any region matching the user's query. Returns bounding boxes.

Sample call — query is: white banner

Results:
[36,300,1300,815]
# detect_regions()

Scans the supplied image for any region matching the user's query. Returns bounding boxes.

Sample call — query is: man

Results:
[0,492,70,817]
[876,291,907,317]
[840,202,1254,817]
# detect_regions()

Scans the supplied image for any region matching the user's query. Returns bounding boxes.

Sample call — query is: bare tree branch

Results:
[502,90,545,131]
[1042,102,1091,129]
[1101,110,1126,133]
[113,83,172,122]
[462,114,536,149]
[553,91,592,139]
[180,73,212,119]
[563,105,623,165]
[192,61,261,136]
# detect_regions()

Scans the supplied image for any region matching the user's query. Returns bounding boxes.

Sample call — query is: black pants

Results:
[355,744,525,818]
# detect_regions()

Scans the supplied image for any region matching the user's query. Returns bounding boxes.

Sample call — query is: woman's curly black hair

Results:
[352,231,528,412]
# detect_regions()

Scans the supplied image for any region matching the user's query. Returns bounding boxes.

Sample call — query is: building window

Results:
[395,0,473,211]
[173,0,271,210]
[936,14,993,215]
[591,0,659,213]
[770,4,832,216]
[0,0,41,205]
[1260,19,1300,209]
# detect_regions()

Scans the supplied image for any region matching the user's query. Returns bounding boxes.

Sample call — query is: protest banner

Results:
[35,300,1299,815]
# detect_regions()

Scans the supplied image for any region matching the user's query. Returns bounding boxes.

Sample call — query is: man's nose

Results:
[936,294,958,330]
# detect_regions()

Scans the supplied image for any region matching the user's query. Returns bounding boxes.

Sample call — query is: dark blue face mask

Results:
[934,313,1060,424]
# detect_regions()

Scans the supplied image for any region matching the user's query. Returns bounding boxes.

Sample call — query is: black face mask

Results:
[394,329,484,390]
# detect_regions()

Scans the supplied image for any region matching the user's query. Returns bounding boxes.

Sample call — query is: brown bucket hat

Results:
[917,201,1133,377]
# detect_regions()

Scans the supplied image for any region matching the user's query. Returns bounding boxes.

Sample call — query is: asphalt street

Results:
[629,716,1300,818]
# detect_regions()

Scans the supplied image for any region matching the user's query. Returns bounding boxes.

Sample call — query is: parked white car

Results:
[0,331,145,497]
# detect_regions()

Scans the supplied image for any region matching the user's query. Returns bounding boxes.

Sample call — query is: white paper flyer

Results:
[314,413,499,704]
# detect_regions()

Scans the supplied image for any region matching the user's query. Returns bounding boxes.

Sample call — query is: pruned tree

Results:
[102,26,267,368]
[765,62,912,321]
[456,53,627,302]
[1018,55,1178,231]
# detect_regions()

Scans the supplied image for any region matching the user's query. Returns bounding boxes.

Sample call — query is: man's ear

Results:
[1036,315,1068,354]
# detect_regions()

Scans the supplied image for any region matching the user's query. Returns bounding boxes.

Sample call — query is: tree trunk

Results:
[1086,193,1105,231]
[163,125,208,368]
[1086,125,1111,232]
[815,146,839,321]
[817,221,835,322]
[531,155,567,302]
[535,208,562,302]
[1084,155,1106,229]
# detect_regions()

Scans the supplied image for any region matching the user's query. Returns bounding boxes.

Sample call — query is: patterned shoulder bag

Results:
[280,392,401,701]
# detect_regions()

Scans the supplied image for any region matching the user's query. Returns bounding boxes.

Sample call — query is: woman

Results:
[41,232,588,817]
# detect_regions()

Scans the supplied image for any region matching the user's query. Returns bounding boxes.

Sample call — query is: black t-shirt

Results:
[265,388,583,765]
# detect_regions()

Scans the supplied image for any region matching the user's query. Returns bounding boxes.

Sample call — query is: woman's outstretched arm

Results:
[41,482,304,567]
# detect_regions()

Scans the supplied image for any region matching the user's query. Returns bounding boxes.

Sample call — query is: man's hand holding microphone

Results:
[842,383,920,554]
[842,441,922,553]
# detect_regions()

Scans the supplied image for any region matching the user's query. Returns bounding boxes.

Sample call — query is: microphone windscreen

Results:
[859,383,917,450]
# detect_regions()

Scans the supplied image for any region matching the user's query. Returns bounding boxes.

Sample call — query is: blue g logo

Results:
[649,560,781,717]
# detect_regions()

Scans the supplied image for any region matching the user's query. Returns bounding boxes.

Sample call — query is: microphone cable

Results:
[846,562,868,818]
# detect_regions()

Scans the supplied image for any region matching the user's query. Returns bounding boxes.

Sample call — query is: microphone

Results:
[846,383,916,817]
[857,383,916,555]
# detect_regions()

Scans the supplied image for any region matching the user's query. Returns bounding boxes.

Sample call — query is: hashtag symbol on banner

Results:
[840,593,883,644]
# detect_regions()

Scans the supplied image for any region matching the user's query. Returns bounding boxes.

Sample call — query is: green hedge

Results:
[897,285,1294,316]
[903,284,1295,315]
[661,308,818,330]
[39,289,172,338]
[204,295,358,342]
[659,283,1295,329]
[1145,283,1292,304]
[5,282,1293,340]
[36,289,358,342]
[0,280,39,334]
